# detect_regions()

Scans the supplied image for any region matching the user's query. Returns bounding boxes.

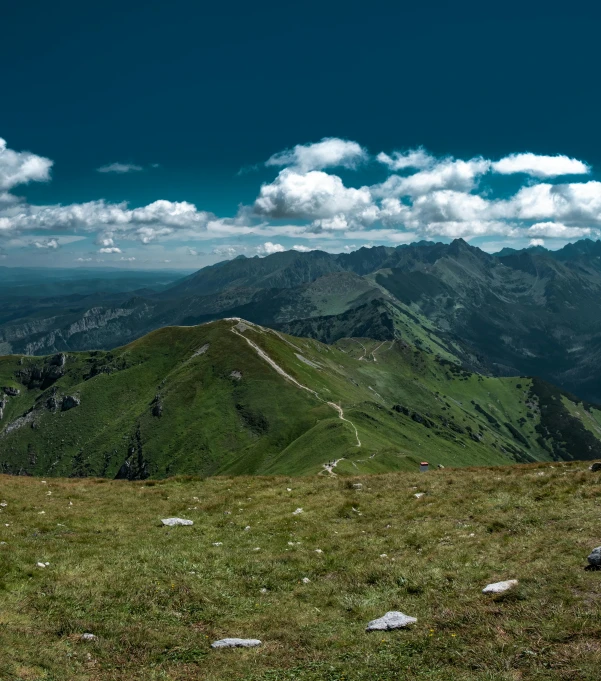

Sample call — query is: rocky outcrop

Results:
[3,387,20,397]
[151,394,163,417]
[61,395,80,411]
[17,363,63,390]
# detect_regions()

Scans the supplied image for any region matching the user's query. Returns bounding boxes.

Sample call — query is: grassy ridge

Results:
[1,319,601,478]
[1,462,601,679]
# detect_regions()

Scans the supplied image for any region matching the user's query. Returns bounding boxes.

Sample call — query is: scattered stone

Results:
[292,508,303,515]
[0,502,7,507]
[161,518,193,526]
[36,562,47,568]
[302,577,311,584]
[380,554,388,558]
[211,638,262,649]
[587,546,601,567]
[482,579,518,594]
[314,549,323,554]
[212,542,223,546]
[244,526,251,531]
[352,483,363,490]
[260,587,268,593]
[589,462,601,472]
[366,611,417,631]
[81,633,97,641]
[286,488,292,492]
[230,371,242,380]
[414,492,425,499]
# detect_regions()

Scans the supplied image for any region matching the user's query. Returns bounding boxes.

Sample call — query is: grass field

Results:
[1,461,601,680]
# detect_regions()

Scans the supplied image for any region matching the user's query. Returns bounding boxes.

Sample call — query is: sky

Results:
[2,0,601,269]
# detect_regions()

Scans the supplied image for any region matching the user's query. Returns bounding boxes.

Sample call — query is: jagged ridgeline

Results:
[1,319,601,479]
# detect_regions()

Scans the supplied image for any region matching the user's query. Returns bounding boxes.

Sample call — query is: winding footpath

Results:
[229,319,362,452]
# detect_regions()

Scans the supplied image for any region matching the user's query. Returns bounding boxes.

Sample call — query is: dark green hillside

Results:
[2,319,601,479]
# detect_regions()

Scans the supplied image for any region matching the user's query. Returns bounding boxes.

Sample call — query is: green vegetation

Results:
[1,319,601,479]
[1,462,601,680]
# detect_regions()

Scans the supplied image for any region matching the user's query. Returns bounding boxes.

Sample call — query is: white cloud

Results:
[0,199,213,242]
[99,247,122,254]
[266,138,367,172]
[32,238,59,249]
[376,147,434,171]
[492,153,589,178]
[120,256,136,261]
[97,162,143,174]
[375,158,490,198]
[256,241,285,255]
[76,257,93,262]
[255,170,375,221]
[527,222,593,238]
[529,238,545,247]
[0,137,53,191]
[292,244,314,252]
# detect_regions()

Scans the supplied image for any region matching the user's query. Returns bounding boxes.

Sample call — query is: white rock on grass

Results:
[81,633,97,641]
[302,577,311,584]
[161,518,193,526]
[212,542,223,546]
[211,638,262,649]
[366,611,417,631]
[292,508,303,515]
[414,492,425,499]
[482,579,518,594]
[36,562,49,568]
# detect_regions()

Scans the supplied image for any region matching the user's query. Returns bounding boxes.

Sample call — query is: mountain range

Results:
[3,239,601,402]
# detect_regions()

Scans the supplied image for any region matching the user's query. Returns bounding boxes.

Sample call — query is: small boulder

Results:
[589,462,601,472]
[3,387,20,397]
[161,518,193,527]
[366,611,417,631]
[81,633,97,641]
[292,508,303,515]
[352,483,363,490]
[482,579,518,594]
[587,546,601,567]
[211,638,262,649]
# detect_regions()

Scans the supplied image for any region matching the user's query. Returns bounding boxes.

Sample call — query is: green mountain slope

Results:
[2,319,601,479]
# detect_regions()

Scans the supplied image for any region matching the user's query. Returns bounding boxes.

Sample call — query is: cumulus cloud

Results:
[0,199,213,242]
[256,241,285,255]
[97,162,143,174]
[266,138,367,172]
[255,170,375,222]
[0,137,53,190]
[120,256,136,261]
[1,134,600,258]
[292,244,314,252]
[492,153,589,178]
[529,238,545,247]
[375,158,491,198]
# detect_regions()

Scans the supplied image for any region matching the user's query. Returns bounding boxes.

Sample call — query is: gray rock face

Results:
[2,387,20,397]
[482,579,518,594]
[589,462,601,472]
[366,611,417,631]
[50,352,67,367]
[587,546,601,566]
[61,395,80,411]
[161,517,193,526]
[211,638,262,648]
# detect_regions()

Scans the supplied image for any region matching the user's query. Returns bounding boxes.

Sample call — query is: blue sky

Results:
[2,0,601,268]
